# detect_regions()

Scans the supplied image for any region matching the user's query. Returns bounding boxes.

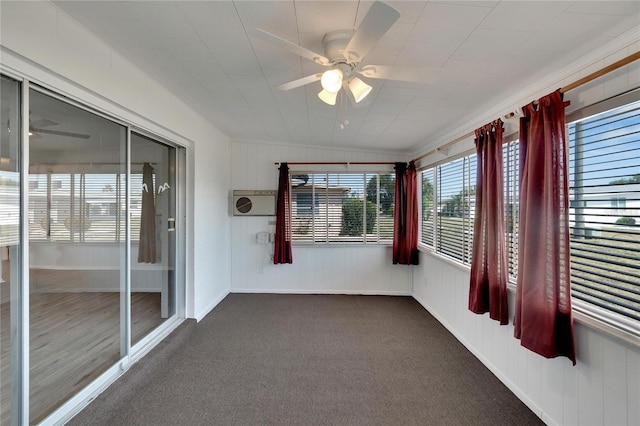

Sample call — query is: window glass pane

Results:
[436,156,476,263]
[291,173,321,242]
[30,172,129,242]
[568,100,640,322]
[291,172,392,244]
[328,173,366,242]
[466,156,477,265]
[130,132,177,346]
[28,89,126,422]
[366,173,395,243]
[421,168,434,247]
[129,172,142,241]
[83,174,121,241]
[294,192,319,217]
[380,173,395,243]
[504,141,519,279]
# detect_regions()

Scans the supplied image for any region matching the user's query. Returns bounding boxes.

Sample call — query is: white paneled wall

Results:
[230,140,412,294]
[0,1,232,320]
[410,33,640,426]
[192,135,232,319]
[413,253,640,426]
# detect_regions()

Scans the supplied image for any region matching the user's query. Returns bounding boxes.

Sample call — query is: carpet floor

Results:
[70,294,544,425]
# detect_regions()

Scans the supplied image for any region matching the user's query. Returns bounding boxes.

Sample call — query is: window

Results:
[291,172,394,244]
[0,171,20,247]
[611,197,627,209]
[418,96,640,334]
[568,100,640,322]
[420,155,476,264]
[421,168,435,248]
[295,192,319,216]
[504,140,520,280]
[29,171,143,242]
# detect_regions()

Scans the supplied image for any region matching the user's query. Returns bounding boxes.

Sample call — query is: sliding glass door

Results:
[130,132,176,346]
[0,77,186,424]
[28,89,128,423]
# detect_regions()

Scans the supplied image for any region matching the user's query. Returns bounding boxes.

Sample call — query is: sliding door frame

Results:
[0,69,189,425]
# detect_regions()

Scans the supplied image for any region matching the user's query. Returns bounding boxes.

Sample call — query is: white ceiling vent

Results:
[232,190,277,216]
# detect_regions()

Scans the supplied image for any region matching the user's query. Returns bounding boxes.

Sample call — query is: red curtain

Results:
[406,162,419,264]
[138,162,156,263]
[393,162,419,265]
[469,120,508,325]
[393,162,407,264]
[515,89,576,365]
[273,163,293,264]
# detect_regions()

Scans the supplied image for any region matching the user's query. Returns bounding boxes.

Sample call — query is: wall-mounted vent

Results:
[232,190,276,216]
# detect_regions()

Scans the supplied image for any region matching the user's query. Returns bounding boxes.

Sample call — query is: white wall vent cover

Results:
[232,190,276,216]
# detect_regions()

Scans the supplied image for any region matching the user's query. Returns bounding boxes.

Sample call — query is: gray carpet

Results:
[70,294,544,425]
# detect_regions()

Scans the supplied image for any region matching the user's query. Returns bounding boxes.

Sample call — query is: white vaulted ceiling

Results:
[51,1,640,153]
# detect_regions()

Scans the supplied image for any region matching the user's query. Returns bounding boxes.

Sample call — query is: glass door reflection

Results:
[130,133,176,346]
[1,74,21,426]
[28,89,126,423]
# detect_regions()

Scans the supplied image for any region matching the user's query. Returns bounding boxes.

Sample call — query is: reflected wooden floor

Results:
[1,291,164,424]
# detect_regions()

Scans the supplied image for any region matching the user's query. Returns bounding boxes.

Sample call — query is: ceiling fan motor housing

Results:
[322,30,355,64]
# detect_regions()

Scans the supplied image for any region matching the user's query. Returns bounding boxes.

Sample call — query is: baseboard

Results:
[194,289,231,322]
[230,289,412,296]
[411,293,552,426]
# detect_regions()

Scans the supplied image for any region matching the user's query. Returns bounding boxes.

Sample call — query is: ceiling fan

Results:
[256,1,440,106]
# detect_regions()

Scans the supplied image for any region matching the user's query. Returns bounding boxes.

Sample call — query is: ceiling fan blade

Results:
[357,65,442,84]
[343,1,400,64]
[275,73,322,91]
[30,118,58,128]
[255,29,330,66]
[30,128,90,139]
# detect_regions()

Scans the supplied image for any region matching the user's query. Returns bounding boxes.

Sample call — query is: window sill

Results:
[417,243,471,273]
[417,244,640,348]
[292,242,393,247]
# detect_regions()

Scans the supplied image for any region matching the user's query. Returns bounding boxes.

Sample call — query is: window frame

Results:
[28,170,144,243]
[289,171,395,245]
[418,149,477,265]
[416,89,640,344]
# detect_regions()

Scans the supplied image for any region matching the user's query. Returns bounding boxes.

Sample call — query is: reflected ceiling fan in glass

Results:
[29,117,90,139]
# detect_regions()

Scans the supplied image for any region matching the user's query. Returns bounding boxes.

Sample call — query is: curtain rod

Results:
[29,162,156,166]
[411,50,640,164]
[274,161,396,166]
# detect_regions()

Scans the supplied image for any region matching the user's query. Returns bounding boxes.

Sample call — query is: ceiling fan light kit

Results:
[348,77,373,104]
[259,1,438,107]
[320,68,344,93]
[318,89,339,106]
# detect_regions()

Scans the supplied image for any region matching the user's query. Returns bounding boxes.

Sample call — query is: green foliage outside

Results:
[422,176,434,221]
[341,198,376,236]
[366,174,395,214]
[616,216,636,226]
[609,174,640,185]
[440,186,475,217]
